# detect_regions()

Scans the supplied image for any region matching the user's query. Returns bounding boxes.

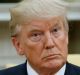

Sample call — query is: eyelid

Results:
[51,25,61,32]
[29,31,44,42]
[29,31,44,37]
[32,31,43,34]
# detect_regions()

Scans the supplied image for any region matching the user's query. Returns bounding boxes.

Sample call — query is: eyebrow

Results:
[50,21,63,31]
[26,25,44,32]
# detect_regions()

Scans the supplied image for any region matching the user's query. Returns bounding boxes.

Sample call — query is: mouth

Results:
[42,54,60,61]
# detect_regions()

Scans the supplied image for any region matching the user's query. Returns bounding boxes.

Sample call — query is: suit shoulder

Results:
[65,62,80,75]
[0,63,26,75]
[67,63,80,70]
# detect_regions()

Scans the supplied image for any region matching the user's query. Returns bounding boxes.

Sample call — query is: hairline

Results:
[10,16,69,37]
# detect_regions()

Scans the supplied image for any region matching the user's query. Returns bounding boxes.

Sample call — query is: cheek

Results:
[59,33,68,46]
[57,34,68,55]
[61,36,68,57]
[23,41,45,67]
[23,39,44,60]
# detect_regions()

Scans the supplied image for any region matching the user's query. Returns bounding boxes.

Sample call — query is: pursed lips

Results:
[42,54,60,61]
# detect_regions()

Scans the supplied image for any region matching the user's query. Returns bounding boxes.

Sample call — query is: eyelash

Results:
[51,27,59,33]
[31,32,42,36]
[53,28,58,32]
[29,32,43,42]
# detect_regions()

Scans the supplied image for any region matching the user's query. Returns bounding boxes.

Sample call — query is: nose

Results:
[45,32,54,49]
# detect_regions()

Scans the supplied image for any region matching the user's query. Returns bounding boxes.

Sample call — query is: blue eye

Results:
[31,33,41,40]
[52,27,59,33]
[53,28,58,32]
[30,32,43,42]
[51,26,61,37]
[32,33,39,37]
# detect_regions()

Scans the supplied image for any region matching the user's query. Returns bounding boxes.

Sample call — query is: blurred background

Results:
[0,0,80,69]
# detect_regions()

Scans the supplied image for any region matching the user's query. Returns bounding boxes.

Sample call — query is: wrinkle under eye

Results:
[29,32,43,42]
[51,27,60,33]
[53,28,58,32]
[51,25,62,37]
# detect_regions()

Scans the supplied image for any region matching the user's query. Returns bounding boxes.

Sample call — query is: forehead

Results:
[21,16,64,31]
[23,16,63,25]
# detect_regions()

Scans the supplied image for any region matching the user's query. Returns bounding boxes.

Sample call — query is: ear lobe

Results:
[11,37,24,55]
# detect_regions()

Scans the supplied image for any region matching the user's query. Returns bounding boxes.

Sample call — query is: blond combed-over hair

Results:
[9,0,69,37]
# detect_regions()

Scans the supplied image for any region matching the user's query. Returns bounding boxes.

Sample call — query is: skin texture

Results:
[12,16,68,75]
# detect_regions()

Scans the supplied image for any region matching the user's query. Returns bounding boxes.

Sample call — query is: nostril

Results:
[46,45,54,50]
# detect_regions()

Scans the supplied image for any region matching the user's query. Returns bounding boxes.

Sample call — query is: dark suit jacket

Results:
[0,62,80,75]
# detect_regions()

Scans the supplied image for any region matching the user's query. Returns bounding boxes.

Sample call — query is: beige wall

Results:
[0,22,25,67]
[68,54,80,66]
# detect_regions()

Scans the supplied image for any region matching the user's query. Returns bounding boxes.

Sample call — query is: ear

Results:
[11,37,24,55]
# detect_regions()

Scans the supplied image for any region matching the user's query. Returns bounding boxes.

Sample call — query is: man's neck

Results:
[27,61,66,75]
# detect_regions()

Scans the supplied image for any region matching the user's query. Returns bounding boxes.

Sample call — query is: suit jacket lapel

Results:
[65,62,77,75]
[16,62,28,75]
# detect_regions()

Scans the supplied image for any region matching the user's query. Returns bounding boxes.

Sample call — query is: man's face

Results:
[13,16,68,72]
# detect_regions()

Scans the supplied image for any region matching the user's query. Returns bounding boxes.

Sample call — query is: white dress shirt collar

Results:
[27,61,66,75]
[27,61,38,75]
[55,64,66,75]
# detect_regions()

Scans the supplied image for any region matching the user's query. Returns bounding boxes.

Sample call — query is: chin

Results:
[42,59,65,69]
